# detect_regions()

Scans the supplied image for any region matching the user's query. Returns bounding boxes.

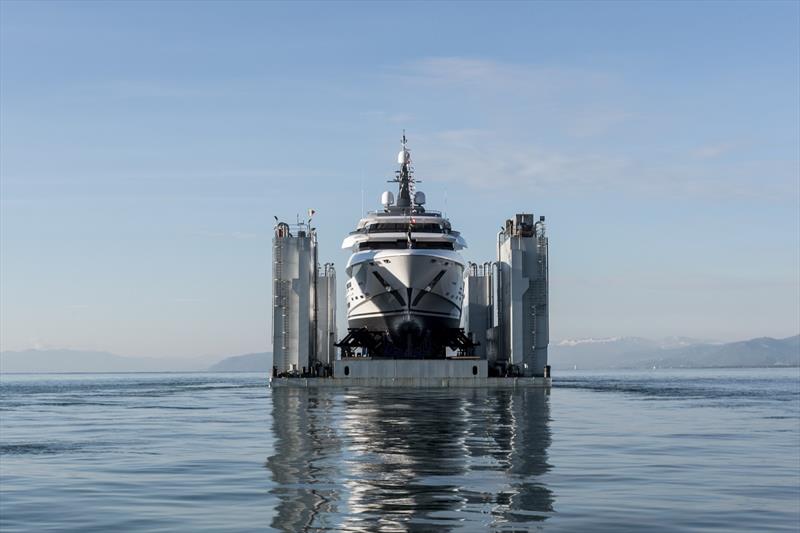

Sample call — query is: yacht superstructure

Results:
[340,135,468,357]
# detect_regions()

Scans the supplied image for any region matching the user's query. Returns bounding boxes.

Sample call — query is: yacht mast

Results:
[395,132,413,210]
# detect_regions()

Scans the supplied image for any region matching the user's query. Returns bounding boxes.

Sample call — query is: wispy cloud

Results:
[384,57,798,202]
[389,57,615,94]
[360,110,416,124]
[421,129,631,192]
[171,298,203,304]
[564,109,636,138]
[195,231,259,240]
[413,128,797,202]
[691,142,737,159]
[388,57,630,136]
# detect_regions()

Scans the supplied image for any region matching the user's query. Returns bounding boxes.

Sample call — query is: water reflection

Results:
[268,388,552,532]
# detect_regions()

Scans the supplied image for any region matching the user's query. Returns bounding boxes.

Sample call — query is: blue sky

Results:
[1,1,798,358]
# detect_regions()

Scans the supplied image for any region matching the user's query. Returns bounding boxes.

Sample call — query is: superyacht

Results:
[340,134,468,357]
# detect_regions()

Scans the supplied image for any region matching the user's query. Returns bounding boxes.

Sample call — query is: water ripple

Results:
[0,369,797,532]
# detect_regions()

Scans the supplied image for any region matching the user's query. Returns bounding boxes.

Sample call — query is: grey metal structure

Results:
[461,214,549,377]
[315,263,337,367]
[271,221,336,376]
[461,263,494,360]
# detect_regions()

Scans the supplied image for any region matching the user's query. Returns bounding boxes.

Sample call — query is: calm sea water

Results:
[1,368,798,532]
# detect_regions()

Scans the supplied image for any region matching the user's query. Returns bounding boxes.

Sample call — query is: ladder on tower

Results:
[274,239,289,352]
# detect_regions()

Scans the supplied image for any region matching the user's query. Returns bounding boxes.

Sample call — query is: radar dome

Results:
[397,149,411,165]
[413,191,426,205]
[381,190,395,207]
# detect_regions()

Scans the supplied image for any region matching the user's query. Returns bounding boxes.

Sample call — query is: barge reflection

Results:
[267,387,552,532]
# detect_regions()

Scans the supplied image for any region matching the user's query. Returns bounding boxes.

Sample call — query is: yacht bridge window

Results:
[366,223,444,233]
[358,240,454,251]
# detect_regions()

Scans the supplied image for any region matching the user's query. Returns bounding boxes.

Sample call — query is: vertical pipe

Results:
[311,228,318,374]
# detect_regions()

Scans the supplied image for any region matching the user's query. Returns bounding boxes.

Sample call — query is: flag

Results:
[308,209,316,219]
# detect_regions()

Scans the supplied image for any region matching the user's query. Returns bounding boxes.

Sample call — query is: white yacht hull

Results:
[345,249,464,354]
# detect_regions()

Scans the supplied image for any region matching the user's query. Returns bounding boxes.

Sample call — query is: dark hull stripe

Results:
[349,309,458,319]
[370,270,406,307]
[412,269,447,307]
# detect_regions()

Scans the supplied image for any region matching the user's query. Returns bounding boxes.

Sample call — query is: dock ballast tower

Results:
[272,220,337,377]
[462,214,549,377]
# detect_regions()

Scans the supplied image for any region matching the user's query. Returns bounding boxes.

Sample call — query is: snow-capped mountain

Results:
[550,335,798,369]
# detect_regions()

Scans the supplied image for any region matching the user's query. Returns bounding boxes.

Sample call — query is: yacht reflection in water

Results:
[267,388,553,532]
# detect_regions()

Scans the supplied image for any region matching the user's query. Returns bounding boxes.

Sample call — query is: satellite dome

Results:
[397,149,411,166]
[381,190,395,207]
[413,191,426,205]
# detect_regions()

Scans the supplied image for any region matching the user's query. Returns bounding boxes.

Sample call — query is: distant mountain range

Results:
[207,352,271,372]
[0,349,222,373]
[0,348,273,374]
[550,335,800,369]
[2,335,796,373]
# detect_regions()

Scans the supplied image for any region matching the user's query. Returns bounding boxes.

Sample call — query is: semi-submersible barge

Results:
[271,135,550,387]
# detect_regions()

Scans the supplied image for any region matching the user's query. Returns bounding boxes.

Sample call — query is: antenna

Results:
[394,131,413,209]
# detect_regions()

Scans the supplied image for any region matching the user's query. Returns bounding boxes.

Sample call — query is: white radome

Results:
[397,149,411,165]
[381,190,395,207]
